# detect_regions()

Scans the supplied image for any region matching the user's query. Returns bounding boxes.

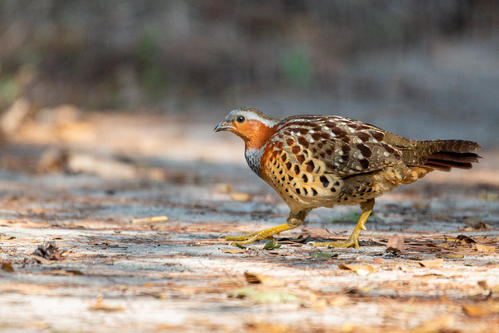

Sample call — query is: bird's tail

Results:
[415,140,481,171]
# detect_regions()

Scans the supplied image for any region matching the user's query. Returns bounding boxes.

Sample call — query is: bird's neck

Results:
[243,121,278,150]
[241,122,278,175]
[245,147,265,175]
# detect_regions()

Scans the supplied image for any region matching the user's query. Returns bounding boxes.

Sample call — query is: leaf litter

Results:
[0,110,497,332]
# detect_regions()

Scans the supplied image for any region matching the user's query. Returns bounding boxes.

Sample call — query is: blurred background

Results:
[1,4,498,330]
[0,0,498,162]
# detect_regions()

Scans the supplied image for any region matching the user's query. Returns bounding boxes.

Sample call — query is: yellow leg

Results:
[225,224,294,246]
[314,199,375,249]
[225,209,311,246]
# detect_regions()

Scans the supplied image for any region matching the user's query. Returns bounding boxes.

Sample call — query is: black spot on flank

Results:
[370,131,384,141]
[296,188,301,195]
[359,159,369,169]
[357,143,372,158]
[357,132,370,142]
[292,146,301,154]
[302,174,308,183]
[281,154,287,162]
[311,188,318,196]
[298,136,308,147]
[294,165,300,175]
[306,160,315,172]
[286,162,292,170]
[288,175,294,181]
[332,128,347,137]
[320,133,330,140]
[319,176,329,187]
[302,188,308,195]
[382,143,396,154]
[281,177,285,181]
[279,170,283,174]
[296,155,305,164]
[341,144,351,155]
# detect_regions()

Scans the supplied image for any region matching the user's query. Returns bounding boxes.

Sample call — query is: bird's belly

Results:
[262,168,343,209]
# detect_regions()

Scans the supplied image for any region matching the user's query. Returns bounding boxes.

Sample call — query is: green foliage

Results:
[0,75,18,105]
[280,45,311,86]
[229,286,301,304]
[138,32,167,98]
[263,238,281,250]
[309,251,338,259]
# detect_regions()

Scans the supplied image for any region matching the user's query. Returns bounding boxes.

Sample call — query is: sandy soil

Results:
[0,110,497,332]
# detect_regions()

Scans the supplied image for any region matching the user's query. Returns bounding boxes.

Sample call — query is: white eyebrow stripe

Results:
[228,109,279,127]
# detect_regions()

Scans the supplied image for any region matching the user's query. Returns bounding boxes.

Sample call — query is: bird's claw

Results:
[313,236,360,249]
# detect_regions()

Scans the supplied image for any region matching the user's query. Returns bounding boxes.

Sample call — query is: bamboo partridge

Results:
[214,108,480,248]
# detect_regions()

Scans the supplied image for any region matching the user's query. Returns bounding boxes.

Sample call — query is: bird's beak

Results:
[214,121,233,133]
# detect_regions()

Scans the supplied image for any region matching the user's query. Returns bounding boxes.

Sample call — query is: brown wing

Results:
[262,115,402,202]
[272,115,402,178]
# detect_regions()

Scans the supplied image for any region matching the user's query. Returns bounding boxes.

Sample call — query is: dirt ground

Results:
[0,108,498,332]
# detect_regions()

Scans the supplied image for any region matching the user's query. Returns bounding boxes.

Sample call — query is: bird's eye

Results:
[236,116,246,123]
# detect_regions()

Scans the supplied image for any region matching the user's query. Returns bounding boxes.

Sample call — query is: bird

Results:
[214,107,480,248]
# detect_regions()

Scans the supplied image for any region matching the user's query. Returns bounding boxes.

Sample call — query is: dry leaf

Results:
[1,262,14,272]
[477,280,489,290]
[244,272,262,284]
[215,183,232,193]
[328,295,349,307]
[0,235,16,240]
[418,258,443,268]
[222,249,246,254]
[386,234,406,254]
[132,216,168,223]
[410,315,454,333]
[473,244,495,253]
[47,269,84,276]
[88,296,125,312]
[245,321,290,333]
[244,272,284,287]
[339,263,375,275]
[456,234,476,244]
[230,192,251,202]
[443,253,464,259]
[463,303,499,317]
[32,242,63,261]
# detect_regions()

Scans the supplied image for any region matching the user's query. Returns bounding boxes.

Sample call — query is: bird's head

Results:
[214,108,279,149]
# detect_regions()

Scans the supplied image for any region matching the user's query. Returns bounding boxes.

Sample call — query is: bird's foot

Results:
[314,199,374,249]
[313,234,361,249]
[224,224,293,246]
